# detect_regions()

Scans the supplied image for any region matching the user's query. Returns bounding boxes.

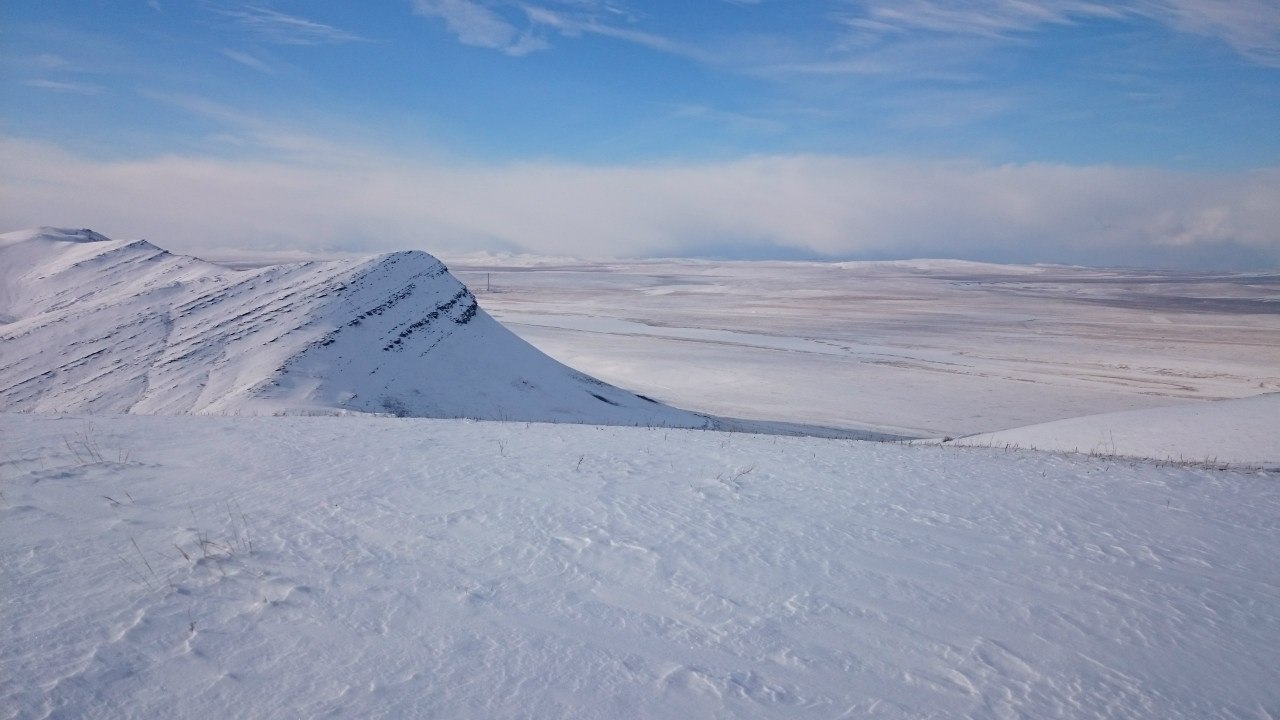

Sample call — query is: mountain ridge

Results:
[0,227,718,426]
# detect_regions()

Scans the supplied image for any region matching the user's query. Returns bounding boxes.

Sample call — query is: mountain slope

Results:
[0,228,714,426]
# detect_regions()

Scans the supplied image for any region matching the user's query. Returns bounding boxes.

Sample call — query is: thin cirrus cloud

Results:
[411,0,702,59]
[836,0,1280,67]
[3,132,1276,269]
[220,5,369,45]
[521,5,711,60]
[840,1,1124,39]
[219,48,278,75]
[411,0,1280,72]
[22,79,105,95]
[1157,0,1280,66]
[411,0,548,55]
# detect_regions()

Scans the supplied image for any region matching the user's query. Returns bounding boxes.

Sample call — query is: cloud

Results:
[23,79,105,95]
[523,5,709,60]
[222,5,368,45]
[779,1,1116,79]
[1155,0,1280,67]
[138,93,377,164]
[220,48,278,75]
[412,0,704,59]
[482,1,1279,78]
[842,1,1123,41]
[2,135,1277,269]
[412,0,549,55]
[833,0,1280,68]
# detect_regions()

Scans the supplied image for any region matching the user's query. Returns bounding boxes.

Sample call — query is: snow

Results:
[4,227,1279,717]
[0,229,716,428]
[445,257,1280,437]
[3,413,1278,719]
[955,392,1280,467]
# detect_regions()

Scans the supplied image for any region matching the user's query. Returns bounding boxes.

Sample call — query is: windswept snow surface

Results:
[3,414,1278,719]
[0,228,713,427]
[956,392,1280,466]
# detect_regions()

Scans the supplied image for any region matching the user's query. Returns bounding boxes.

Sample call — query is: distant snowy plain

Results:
[4,231,1279,718]
[447,257,1280,439]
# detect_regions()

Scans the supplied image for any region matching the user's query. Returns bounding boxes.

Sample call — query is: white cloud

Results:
[843,1,1123,40]
[404,0,1280,71]
[426,0,1280,75]
[412,0,704,59]
[524,5,707,60]
[1155,0,1280,67]
[413,0,549,55]
[23,79,105,95]
[220,48,278,75]
[835,0,1280,68]
[138,93,376,164]
[222,5,368,45]
[1,136,1276,269]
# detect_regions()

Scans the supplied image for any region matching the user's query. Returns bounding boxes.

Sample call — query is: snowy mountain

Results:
[0,228,715,426]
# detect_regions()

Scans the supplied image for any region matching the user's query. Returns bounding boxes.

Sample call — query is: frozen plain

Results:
[4,235,1280,718]
[447,257,1280,439]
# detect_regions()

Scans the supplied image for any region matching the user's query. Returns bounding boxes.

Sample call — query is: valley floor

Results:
[3,414,1277,719]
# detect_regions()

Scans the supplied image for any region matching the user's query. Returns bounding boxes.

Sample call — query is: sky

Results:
[2,1,1278,268]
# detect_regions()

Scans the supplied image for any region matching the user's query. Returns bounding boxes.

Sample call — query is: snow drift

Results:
[0,228,714,425]
[954,392,1280,467]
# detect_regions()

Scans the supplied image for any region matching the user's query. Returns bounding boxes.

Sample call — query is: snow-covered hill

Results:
[0,228,715,426]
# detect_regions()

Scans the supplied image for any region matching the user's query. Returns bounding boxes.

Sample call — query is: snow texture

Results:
[2,414,1277,719]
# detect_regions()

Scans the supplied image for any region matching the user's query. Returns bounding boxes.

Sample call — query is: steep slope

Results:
[0,228,715,426]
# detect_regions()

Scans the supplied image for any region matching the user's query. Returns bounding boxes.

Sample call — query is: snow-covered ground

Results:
[955,392,1280,467]
[3,413,1278,719]
[4,230,1279,717]
[447,258,1280,438]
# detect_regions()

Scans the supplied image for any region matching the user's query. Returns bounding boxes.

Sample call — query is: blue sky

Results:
[2,1,1279,267]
